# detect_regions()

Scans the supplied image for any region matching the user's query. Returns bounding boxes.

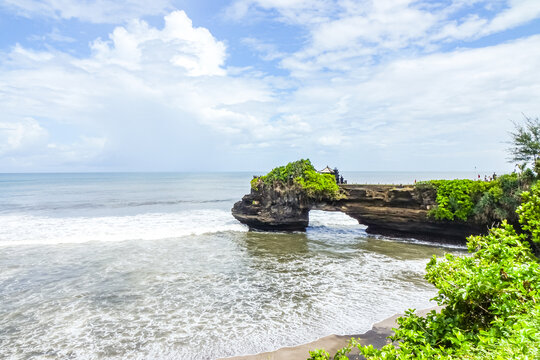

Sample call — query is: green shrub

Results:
[522,168,536,184]
[518,183,540,256]
[306,349,330,360]
[427,179,496,221]
[306,347,352,360]
[414,181,436,193]
[534,159,540,175]
[422,174,525,223]
[251,159,341,200]
[312,184,540,360]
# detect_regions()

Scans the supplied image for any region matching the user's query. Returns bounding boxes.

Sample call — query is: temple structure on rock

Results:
[319,166,343,184]
[319,166,335,174]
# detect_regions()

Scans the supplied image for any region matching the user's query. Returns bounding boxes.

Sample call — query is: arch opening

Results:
[307,209,367,236]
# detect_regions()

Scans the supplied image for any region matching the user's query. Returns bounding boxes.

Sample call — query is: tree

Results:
[508,114,540,166]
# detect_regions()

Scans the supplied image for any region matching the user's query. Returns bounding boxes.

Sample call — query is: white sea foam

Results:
[0,232,443,359]
[0,209,366,247]
[0,210,247,246]
[0,173,466,359]
[308,210,365,228]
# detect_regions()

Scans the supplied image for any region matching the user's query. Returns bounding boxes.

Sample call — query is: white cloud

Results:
[225,0,334,24]
[10,44,54,62]
[29,28,76,43]
[85,11,227,76]
[487,0,540,32]
[433,0,540,41]
[0,118,48,156]
[261,35,540,169]
[228,0,540,77]
[0,0,172,23]
[313,1,437,49]
[228,0,442,75]
[433,15,488,41]
[2,4,540,171]
[0,10,285,170]
[318,132,347,146]
[47,136,108,164]
[242,37,285,61]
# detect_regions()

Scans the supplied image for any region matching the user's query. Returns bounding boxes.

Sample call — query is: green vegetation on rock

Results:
[415,114,540,224]
[251,159,341,201]
[309,183,540,360]
[417,173,526,223]
[424,179,496,221]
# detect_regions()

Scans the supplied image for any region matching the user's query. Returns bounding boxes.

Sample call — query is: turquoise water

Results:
[0,172,465,359]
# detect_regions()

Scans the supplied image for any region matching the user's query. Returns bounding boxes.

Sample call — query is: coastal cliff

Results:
[232,182,487,241]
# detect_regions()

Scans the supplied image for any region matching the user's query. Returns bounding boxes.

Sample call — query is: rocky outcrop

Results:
[232,181,311,231]
[232,182,489,242]
[335,185,486,241]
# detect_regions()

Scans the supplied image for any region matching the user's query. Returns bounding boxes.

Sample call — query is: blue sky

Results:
[1,0,539,172]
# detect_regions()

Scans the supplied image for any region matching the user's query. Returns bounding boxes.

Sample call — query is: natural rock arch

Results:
[232,183,486,242]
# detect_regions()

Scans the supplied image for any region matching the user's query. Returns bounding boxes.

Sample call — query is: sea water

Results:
[0,172,465,359]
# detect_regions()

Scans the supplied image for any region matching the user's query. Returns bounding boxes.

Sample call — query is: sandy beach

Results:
[220,307,440,360]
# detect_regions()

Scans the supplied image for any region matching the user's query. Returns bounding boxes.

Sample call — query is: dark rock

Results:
[232,183,489,242]
[232,182,311,231]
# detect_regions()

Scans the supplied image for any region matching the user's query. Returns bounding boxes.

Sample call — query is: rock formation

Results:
[232,181,311,231]
[232,182,488,242]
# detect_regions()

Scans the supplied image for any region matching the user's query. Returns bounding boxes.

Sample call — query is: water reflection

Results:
[236,231,310,259]
[357,237,465,261]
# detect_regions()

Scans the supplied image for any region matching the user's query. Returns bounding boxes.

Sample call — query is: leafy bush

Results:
[251,159,341,200]
[311,184,540,360]
[474,173,522,224]
[427,179,495,221]
[307,347,350,360]
[420,174,526,223]
[306,349,329,360]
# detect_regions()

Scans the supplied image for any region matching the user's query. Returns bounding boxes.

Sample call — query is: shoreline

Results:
[219,307,440,360]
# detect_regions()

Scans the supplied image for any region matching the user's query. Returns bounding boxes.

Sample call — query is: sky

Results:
[1,0,539,172]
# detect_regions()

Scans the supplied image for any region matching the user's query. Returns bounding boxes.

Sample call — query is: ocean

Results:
[0,172,467,359]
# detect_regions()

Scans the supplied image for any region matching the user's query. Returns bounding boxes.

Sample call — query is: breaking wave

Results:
[0,210,247,246]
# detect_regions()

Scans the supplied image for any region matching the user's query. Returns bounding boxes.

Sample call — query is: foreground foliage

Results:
[417,173,526,223]
[251,159,341,200]
[309,184,540,360]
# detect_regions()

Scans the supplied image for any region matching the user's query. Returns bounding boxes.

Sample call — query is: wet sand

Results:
[220,307,440,360]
